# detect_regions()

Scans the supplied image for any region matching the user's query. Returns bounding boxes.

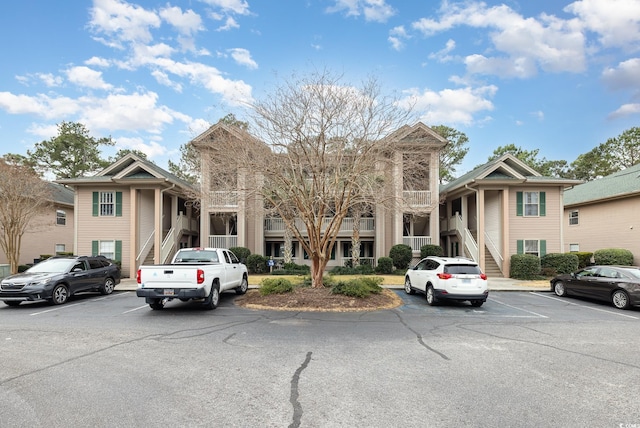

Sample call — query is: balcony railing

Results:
[403,191,432,207]
[208,191,238,208]
[208,235,238,248]
[264,217,375,233]
[403,236,431,251]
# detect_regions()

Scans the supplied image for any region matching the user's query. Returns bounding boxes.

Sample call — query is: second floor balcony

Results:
[208,191,238,208]
[264,217,375,234]
[403,190,432,208]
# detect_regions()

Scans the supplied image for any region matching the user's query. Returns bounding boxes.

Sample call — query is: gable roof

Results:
[441,154,582,196]
[55,153,196,192]
[564,162,640,206]
[384,122,448,148]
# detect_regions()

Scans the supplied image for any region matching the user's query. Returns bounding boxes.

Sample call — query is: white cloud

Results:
[327,0,395,23]
[412,1,586,77]
[608,103,640,119]
[159,6,203,35]
[565,0,640,51]
[151,70,183,92]
[602,58,640,91]
[400,85,497,125]
[115,136,168,157]
[85,56,111,67]
[37,73,63,87]
[388,26,409,51]
[66,66,114,90]
[199,0,251,16]
[89,0,161,45]
[429,39,456,63]
[0,92,80,119]
[228,48,258,69]
[217,16,240,31]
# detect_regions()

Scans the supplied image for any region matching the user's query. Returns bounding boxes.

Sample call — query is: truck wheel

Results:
[204,284,220,310]
[235,276,249,295]
[149,299,164,310]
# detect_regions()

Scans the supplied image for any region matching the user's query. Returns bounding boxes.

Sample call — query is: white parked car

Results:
[404,256,488,307]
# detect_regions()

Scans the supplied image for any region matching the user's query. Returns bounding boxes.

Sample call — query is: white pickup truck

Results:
[136,247,249,310]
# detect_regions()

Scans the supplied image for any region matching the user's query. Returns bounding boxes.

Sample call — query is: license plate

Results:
[164,289,174,296]
[462,279,471,284]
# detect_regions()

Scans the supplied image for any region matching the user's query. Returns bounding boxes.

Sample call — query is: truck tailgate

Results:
[138,265,204,289]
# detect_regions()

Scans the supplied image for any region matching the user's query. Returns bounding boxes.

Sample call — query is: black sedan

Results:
[550,265,640,310]
[0,255,121,306]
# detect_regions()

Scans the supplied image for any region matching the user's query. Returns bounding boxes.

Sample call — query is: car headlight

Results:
[29,278,52,286]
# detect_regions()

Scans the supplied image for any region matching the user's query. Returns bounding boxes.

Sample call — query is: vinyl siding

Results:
[564,197,640,264]
[0,204,74,265]
[509,188,562,255]
[76,187,132,274]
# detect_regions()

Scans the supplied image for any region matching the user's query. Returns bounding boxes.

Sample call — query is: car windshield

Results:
[174,250,219,263]
[445,264,481,275]
[27,259,76,273]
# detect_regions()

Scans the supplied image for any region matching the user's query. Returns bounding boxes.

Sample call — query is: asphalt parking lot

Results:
[1,290,639,427]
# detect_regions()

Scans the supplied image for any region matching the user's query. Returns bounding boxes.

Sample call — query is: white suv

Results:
[404,256,488,307]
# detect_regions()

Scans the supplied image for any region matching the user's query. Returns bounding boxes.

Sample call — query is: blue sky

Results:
[1,0,639,176]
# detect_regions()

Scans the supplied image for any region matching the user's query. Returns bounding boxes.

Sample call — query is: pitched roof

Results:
[384,122,448,147]
[55,153,197,192]
[440,154,582,195]
[564,162,640,206]
[48,182,74,206]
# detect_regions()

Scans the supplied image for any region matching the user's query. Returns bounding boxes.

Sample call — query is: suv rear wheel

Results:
[426,285,438,306]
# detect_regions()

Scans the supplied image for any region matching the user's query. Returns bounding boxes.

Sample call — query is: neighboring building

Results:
[56,154,198,278]
[563,163,640,264]
[439,154,582,277]
[0,183,75,267]
[192,121,447,269]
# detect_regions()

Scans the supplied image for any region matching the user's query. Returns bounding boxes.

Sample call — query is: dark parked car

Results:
[0,256,121,306]
[550,265,640,310]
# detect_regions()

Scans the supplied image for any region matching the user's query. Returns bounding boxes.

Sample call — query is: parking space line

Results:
[488,296,548,318]
[123,305,149,314]
[29,302,83,316]
[530,292,639,319]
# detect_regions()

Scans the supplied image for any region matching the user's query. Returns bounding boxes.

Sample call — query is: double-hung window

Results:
[92,191,122,217]
[56,209,66,225]
[569,210,579,225]
[516,191,546,217]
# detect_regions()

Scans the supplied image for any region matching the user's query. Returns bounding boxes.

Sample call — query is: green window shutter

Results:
[516,192,523,216]
[539,192,546,216]
[115,240,122,262]
[115,192,123,217]
[540,240,546,257]
[92,240,99,256]
[92,192,99,216]
[517,240,523,254]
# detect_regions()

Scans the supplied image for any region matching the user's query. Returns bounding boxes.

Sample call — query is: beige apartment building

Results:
[192,122,447,269]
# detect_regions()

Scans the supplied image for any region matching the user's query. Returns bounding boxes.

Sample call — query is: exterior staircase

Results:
[483,246,503,278]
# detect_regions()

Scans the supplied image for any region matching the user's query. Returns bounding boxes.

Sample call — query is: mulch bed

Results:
[235,286,403,312]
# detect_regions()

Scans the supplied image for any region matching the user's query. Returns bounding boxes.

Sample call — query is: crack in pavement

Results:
[289,351,312,428]
[392,310,450,360]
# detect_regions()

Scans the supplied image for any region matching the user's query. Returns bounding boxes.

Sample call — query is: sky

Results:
[1,0,639,177]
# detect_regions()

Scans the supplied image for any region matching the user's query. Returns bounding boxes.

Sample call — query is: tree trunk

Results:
[310,255,327,288]
[284,227,293,264]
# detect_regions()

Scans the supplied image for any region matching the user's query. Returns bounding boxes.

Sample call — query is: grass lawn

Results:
[248,273,406,286]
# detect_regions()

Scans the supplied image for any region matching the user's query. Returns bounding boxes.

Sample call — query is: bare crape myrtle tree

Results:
[196,69,440,288]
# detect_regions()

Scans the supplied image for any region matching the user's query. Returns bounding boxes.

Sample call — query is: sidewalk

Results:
[117,277,550,292]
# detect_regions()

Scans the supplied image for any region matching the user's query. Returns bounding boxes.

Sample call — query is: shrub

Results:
[229,246,251,262]
[593,248,634,266]
[420,244,444,258]
[510,254,541,280]
[375,257,394,274]
[259,278,296,295]
[330,277,383,298]
[18,265,31,273]
[389,244,413,270]
[246,254,268,274]
[571,252,593,268]
[329,264,375,275]
[541,253,579,275]
[273,262,310,275]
